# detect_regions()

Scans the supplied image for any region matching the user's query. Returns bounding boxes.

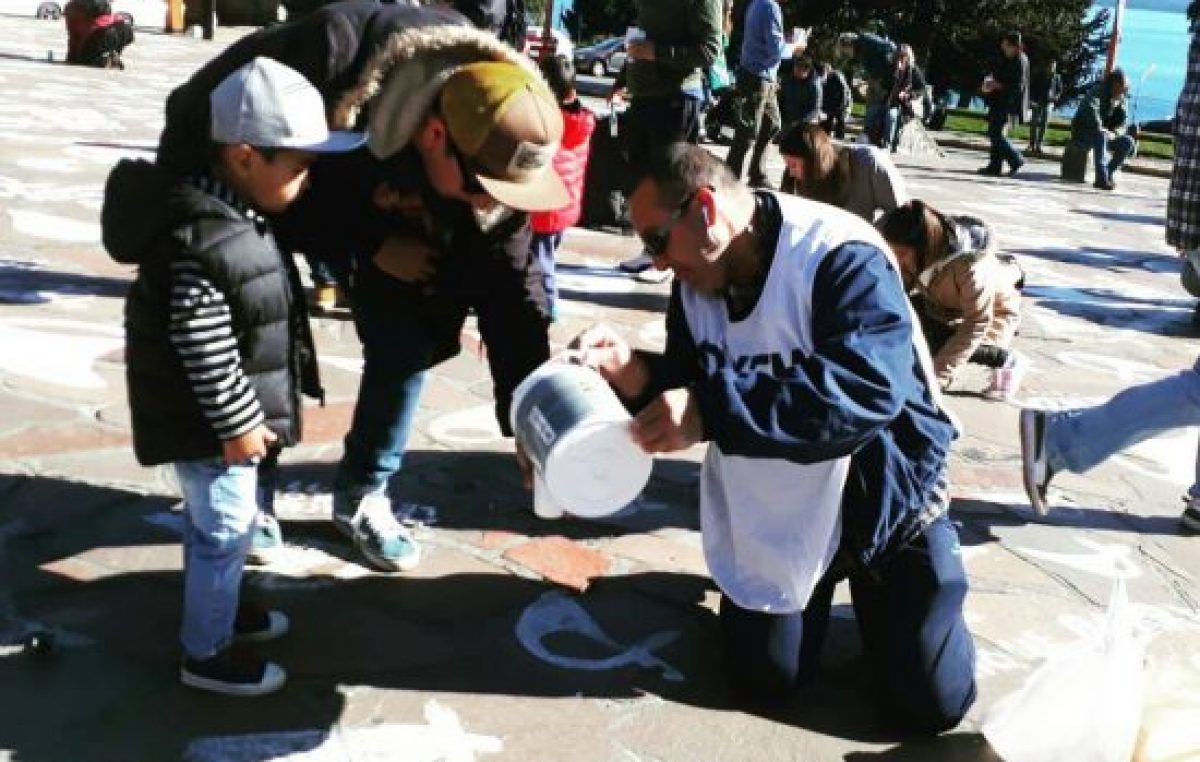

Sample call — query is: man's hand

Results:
[222,424,277,466]
[568,324,646,398]
[627,39,656,61]
[373,235,439,283]
[515,441,534,491]
[630,388,702,454]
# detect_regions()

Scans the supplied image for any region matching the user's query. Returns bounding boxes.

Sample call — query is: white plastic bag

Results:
[983,579,1146,762]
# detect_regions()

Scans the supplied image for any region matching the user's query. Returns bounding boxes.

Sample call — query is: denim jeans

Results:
[1045,357,1200,496]
[528,232,561,320]
[986,111,1023,171]
[1090,129,1137,184]
[718,513,976,734]
[175,457,261,659]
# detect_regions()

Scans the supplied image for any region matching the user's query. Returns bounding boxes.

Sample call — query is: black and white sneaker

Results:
[233,602,289,644]
[1019,408,1055,516]
[180,649,286,697]
[618,253,653,274]
[1181,496,1200,533]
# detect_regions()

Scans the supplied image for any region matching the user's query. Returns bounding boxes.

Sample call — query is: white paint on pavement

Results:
[183,700,502,762]
[7,208,100,243]
[516,590,685,682]
[429,405,502,446]
[0,317,122,388]
[1014,537,1143,580]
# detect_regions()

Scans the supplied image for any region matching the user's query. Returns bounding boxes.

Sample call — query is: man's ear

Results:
[218,143,256,180]
[696,186,717,228]
[415,113,447,153]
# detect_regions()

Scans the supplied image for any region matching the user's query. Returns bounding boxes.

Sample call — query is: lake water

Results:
[1100,4,1191,121]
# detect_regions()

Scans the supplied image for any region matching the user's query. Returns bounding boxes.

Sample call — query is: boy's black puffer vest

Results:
[102,159,322,466]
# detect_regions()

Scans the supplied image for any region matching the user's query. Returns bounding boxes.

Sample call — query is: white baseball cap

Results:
[210,57,365,153]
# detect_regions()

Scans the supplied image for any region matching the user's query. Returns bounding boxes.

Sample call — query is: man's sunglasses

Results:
[640,190,699,259]
[449,142,487,196]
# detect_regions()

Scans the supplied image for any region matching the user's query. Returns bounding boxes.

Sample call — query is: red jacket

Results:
[530,101,595,234]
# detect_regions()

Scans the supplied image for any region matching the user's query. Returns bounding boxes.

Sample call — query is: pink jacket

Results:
[530,102,595,234]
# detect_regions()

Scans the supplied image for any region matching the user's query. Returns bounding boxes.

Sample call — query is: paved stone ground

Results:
[1,16,1199,762]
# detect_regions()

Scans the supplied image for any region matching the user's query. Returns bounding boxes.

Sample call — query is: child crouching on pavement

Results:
[877,199,1026,400]
[101,58,363,696]
[527,55,595,320]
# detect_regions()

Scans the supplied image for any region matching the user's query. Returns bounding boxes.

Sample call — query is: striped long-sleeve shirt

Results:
[166,175,265,441]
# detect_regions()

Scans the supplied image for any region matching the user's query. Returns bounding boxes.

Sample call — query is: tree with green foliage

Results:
[560,0,636,43]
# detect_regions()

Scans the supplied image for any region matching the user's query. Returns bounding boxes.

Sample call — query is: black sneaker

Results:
[233,602,289,644]
[977,166,1002,177]
[1181,496,1200,533]
[180,649,286,697]
[1019,408,1055,516]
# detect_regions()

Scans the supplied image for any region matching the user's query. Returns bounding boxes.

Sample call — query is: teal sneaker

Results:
[332,492,421,572]
[246,512,283,565]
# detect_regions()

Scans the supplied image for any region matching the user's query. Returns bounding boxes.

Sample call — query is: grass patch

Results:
[850,103,1174,161]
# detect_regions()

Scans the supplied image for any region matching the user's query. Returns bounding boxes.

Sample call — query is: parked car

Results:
[524,26,573,62]
[573,36,626,78]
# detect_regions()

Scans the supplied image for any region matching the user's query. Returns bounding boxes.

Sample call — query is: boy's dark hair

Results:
[539,55,577,104]
[206,141,281,167]
[1002,31,1022,47]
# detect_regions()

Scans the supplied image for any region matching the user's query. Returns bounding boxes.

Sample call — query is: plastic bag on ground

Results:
[983,578,1146,762]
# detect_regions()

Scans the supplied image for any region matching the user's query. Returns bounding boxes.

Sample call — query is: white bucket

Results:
[511,361,652,518]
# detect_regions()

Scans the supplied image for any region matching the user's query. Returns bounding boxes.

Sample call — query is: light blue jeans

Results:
[174,457,261,659]
[1045,357,1200,496]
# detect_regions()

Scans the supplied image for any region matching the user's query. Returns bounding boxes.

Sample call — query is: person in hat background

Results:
[156,0,568,573]
[101,58,364,697]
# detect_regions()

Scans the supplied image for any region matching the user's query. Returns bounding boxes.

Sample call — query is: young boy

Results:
[101,57,363,696]
[528,55,595,320]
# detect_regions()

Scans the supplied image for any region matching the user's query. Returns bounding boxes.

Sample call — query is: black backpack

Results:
[79,20,133,68]
[579,111,632,231]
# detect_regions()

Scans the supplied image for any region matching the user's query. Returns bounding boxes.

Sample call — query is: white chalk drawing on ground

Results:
[1055,351,1168,384]
[7,208,100,243]
[516,590,685,682]
[182,700,502,762]
[1014,536,1144,580]
[15,158,81,174]
[0,317,122,389]
[637,317,667,350]
[429,404,503,447]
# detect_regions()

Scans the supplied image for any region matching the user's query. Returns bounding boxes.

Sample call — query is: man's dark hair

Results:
[636,143,739,208]
[539,55,577,103]
[1002,31,1022,47]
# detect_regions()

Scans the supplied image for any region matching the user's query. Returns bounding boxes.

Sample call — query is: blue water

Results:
[1097,4,1191,121]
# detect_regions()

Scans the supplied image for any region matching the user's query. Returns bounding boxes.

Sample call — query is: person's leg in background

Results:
[304,253,341,311]
[1107,134,1137,181]
[884,106,899,152]
[981,111,1006,173]
[527,231,562,322]
[1092,128,1115,189]
[746,82,781,186]
[1021,357,1200,529]
[1027,102,1046,153]
[727,71,769,181]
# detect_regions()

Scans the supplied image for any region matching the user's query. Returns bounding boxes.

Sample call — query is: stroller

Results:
[64,0,134,69]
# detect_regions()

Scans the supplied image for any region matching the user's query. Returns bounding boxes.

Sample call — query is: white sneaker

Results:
[618,253,653,274]
[983,353,1027,401]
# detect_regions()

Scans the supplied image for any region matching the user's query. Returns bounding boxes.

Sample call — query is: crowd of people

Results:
[94,0,1199,745]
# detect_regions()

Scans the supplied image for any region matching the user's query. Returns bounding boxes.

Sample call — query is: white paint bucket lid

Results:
[542,416,652,517]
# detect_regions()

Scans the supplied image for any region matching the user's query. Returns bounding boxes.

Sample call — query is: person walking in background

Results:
[979,31,1029,177]
[779,55,823,127]
[1020,362,1200,532]
[881,43,914,152]
[101,59,364,695]
[724,0,803,187]
[1170,3,1200,300]
[1072,68,1138,191]
[820,62,851,139]
[529,55,596,322]
[1027,59,1061,156]
[877,200,1026,400]
[613,0,722,275]
[776,121,908,221]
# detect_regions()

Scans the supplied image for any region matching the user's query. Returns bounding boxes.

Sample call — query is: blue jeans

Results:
[986,111,1023,171]
[1046,357,1200,496]
[719,513,976,734]
[528,232,561,320]
[175,458,262,659]
[1090,130,1137,185]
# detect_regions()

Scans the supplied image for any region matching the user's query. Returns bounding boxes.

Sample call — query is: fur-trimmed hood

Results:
[333,24,545,159]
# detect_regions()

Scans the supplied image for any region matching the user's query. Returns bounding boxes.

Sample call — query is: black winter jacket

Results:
[101,159,322,465]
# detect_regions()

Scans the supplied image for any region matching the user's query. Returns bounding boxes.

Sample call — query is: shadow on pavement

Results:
[0,260,129,304]
[1022,284,1196,338]
[952,496,1188,541]
[1072,207,1165,227]
[0,472,991,760]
